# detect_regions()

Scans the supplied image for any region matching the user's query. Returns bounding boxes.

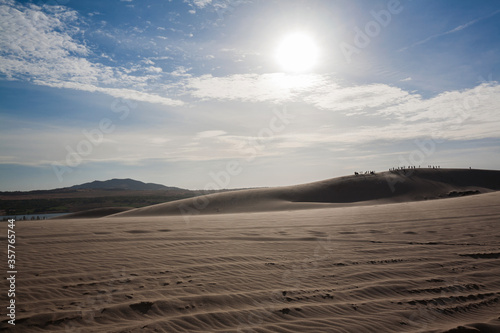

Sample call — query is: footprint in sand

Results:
[129,301,154,314]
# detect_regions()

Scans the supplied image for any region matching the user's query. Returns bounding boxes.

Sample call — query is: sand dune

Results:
[2,169,499,332]
[114,168,500,217]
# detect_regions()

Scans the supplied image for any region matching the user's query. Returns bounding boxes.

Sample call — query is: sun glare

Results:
[275,32,319,73]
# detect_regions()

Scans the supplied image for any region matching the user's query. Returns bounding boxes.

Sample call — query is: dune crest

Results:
[113,168,500,217]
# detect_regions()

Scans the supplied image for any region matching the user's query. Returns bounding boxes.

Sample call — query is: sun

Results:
[275,32,319,73]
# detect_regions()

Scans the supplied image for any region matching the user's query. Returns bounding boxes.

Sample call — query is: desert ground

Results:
[2,169,500,332]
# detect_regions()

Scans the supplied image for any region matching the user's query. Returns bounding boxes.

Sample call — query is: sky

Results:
[1,0,500,191]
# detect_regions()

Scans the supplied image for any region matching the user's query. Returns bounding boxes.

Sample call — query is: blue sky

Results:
[1,0,500,191]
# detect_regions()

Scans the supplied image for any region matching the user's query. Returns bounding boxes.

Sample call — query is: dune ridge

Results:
[113,168,500,217]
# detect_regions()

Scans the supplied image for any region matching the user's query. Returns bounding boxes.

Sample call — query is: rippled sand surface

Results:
[2,191,500,332]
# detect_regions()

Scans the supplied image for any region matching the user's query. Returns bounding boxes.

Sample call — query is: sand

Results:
[1,169,500,332]
[112,169,500,217]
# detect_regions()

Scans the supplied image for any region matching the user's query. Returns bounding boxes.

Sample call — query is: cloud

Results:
[0,1,184,107]
[0,3,87,60]
[171,66,192,77]
[195,130,227,138]
[182,74,500,150]
[306,82,500,144]
[2,80,499,171]
[183,0,251,20]
[38,81,185,106]
[186,73,324,103]
[185,0,213,9]
[304,83,412,113]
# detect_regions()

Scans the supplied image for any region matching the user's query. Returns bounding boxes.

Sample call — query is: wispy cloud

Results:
[399,10,500,52]
[195,130,227,138]
[304,83,412,114]
[0,1,184,106]
[187,0,213,8]
[3,78,498,169]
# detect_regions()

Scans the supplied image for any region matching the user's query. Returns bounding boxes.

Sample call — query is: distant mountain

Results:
[69,178,183,191]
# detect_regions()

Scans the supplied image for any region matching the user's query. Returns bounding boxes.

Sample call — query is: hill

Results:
[113,168,500,217]
[0,179,192,216]
[69,178,182,191]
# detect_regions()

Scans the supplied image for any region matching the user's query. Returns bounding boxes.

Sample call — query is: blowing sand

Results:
[1,169,500,332]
